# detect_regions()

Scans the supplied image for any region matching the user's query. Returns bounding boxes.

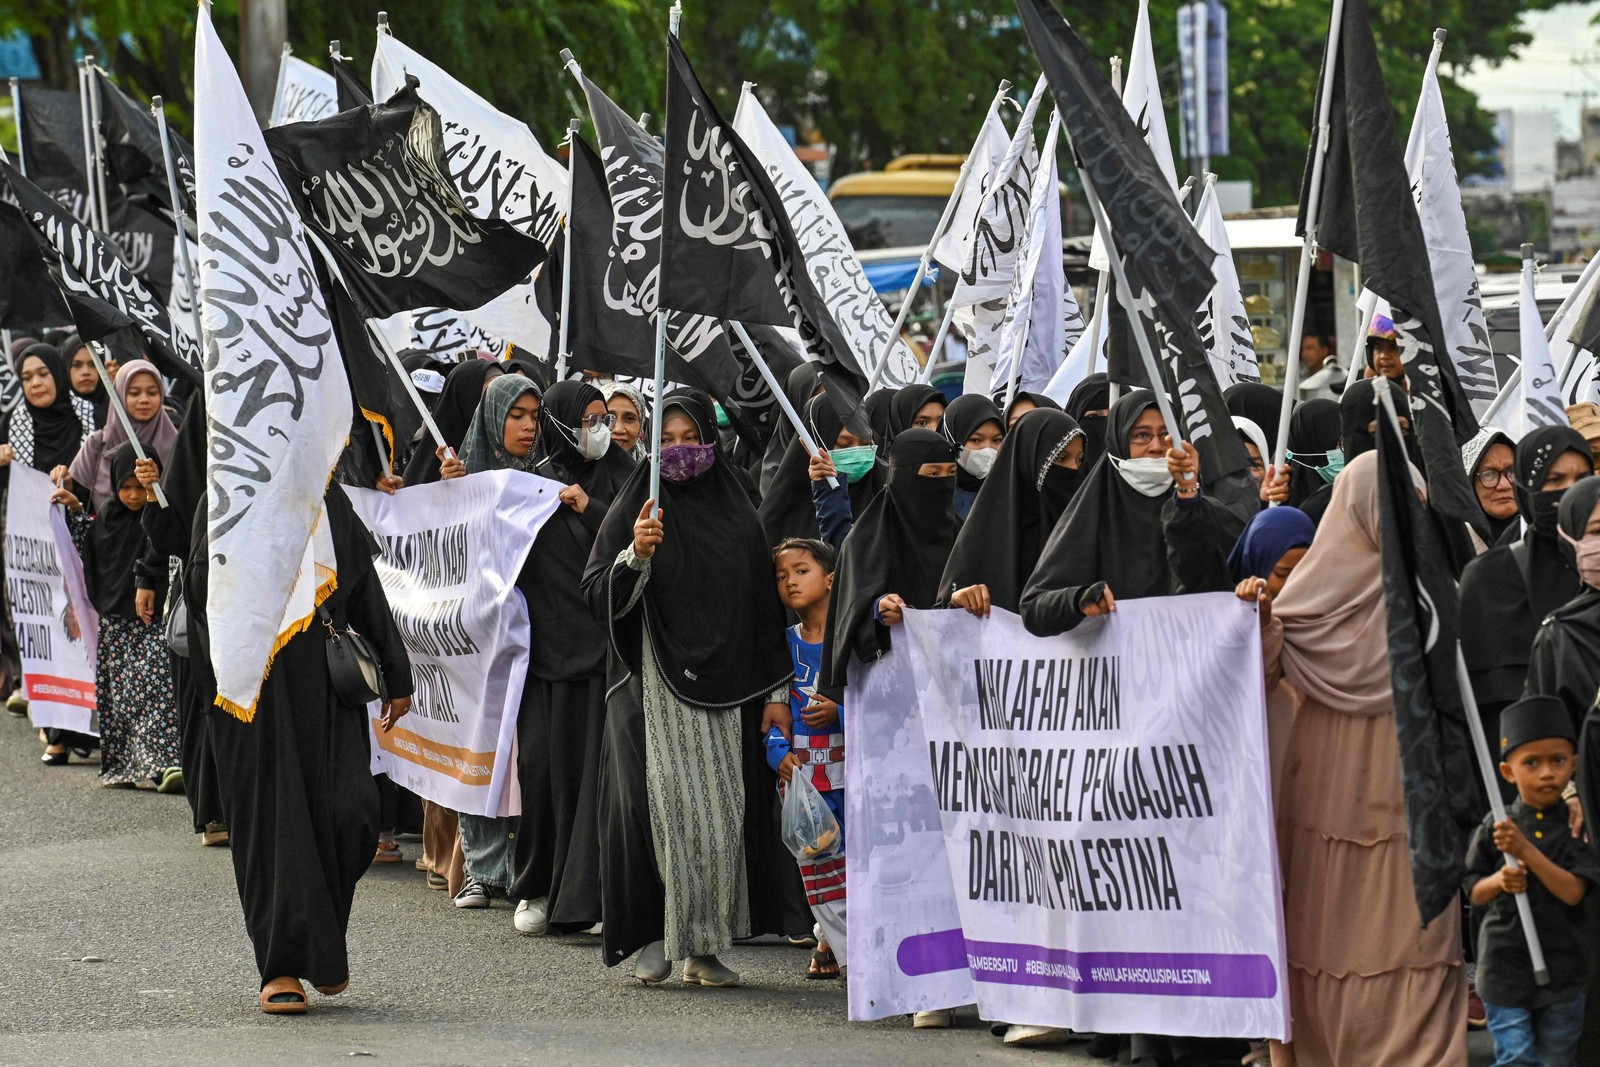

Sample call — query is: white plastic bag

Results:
[780,768,841,863]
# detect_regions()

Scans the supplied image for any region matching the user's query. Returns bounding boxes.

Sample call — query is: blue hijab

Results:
[1227,506,1316,583]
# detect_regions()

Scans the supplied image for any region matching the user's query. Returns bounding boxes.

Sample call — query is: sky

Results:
[1459,1,1600,139]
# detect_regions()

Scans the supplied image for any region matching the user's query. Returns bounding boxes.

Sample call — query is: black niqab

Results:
[1064,373,1111,469]
[1286,397,1339,509]
[758,362,825,498]
[400,360,502,485]
[584,388,790,708]
[863,388,897,446]
[941,393,1003,493]
[824,429,958,687]
[939,408,1084,613]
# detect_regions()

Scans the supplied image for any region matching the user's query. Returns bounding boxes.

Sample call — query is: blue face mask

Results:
[1316,447,1346,485]
[829,444,878,484]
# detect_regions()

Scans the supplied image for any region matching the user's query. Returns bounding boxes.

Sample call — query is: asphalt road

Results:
[0,710,1494,1066]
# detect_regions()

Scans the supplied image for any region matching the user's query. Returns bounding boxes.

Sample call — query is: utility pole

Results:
[238,0,288,123]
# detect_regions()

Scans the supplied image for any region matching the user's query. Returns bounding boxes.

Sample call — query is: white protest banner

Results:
[5,464,99,736]
[345,471,560,818]
[848,597,1287,1040]
[271,55,338,127]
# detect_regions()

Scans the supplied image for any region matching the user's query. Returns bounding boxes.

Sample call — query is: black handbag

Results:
[318,603,385,706]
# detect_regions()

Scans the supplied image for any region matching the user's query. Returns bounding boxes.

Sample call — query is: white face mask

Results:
[577,422,612,461]
[957,445,998,480]
[1110,455,1174,497]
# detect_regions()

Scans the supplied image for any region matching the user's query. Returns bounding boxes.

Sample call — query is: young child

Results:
[769,537,846,980]
[55,443,181,789]
[1465,693,1598,1065]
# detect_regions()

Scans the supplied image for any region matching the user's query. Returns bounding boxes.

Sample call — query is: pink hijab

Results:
[1272,450,1422,718]
[68,360,178,512]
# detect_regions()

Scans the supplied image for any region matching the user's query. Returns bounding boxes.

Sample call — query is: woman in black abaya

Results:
[1064,373,1111,470]
[823,429,960,689]
[758,363,824,499]
[399,359,502,486]
[887,383,945,439]
[940,408,1086,616]
[1460,427,1519,554]
[1523,476,1600,738]
[941,393,1004,520]
[759,393,883,546]
[583,388,794,988]
[189,486,413,1014]
[1019,390,1241,637]
[509,381,635,935]
[1283,397,1340,520]
[1460,426,1590,801]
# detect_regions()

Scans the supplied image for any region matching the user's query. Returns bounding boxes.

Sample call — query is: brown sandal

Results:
[315,976,349,996]
[806,946,840,980]
[260,976,308,1015]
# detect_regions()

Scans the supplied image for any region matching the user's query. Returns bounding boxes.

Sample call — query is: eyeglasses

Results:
[581,413,618,431]
[1475,467,1513,488]
[1128,429,1172,447]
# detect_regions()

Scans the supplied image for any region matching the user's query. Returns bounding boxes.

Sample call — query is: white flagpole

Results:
[1480,247,1600,426]
[730,322,838,489]
[556,118,580,382]
[8,78,23,177]
[84,340,168,508]
[914,303,957,384]
[1067,128,1187,456]
[1272,0,1346,485]
[867,78,1014,394]
[85,60,112,234]
[150,96,204,353]
[76,61,99,231]
[1372,376,1550,986]
[644,1,684,515]
[270,42,292,124]
[1086,56,1120,385]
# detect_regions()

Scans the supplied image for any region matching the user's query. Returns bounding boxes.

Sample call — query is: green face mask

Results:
[829,444,878,484]
[1316,447,1346,485]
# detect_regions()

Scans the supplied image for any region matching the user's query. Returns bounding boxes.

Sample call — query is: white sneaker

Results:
[913,1009,953,1029]
[1002,1025,1074,1046]
[513,897,549,935]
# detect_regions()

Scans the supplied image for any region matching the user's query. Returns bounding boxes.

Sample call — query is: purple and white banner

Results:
[846,596,1287,1039]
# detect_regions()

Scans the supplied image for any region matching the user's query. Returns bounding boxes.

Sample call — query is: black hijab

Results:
[1002,390,1061,428]
[758,362,825,498]
[535,380,636,500]
[1286,397,1339,509]
[83,443,146,617]
[825,428,959,687]
[504,352,555,393]
[1224,382,1282,456]
[1463,428,1519,545]
[759,392,883,546]
[2,345,92,473]
[864,388,897,447]
[59,334,109,428]
[584,388,790,708]
[888,384,945,439]
[939,408,1085,613]
[1021,390,1171,635]
[401,360,503,485]
[1460,426,1591,708]
[941,393,1003,494]
[1064,373,1111,470]
[1340,378,1419,465]
[1525,477,1600,740]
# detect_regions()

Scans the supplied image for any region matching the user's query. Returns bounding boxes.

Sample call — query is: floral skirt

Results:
[96,614,180,785]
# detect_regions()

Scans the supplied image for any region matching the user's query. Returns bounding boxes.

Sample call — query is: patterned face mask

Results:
[658,443,717,483]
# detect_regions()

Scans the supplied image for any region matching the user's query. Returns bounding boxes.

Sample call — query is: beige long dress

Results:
[1261,453,1465,1067]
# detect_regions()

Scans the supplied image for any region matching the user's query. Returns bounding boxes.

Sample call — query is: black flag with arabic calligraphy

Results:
[1016,0,1251,499]
[1,161,201,386]
[93,70,196,214]
[264,81,546,321]
[0,201,71,329]
[662,36,867,433]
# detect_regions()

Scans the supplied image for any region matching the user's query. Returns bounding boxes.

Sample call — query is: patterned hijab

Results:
[459,375,542,473]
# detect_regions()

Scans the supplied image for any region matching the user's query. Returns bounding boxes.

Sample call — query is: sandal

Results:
[314,976,349,996]
[807,945,840,980]
[259,976,307,1015]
